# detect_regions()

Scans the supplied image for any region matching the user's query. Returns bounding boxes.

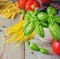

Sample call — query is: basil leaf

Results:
[40,22,49,28]
[36,25,45,37]
[48,17,54,25]
[40,48,49,54]
[23,20,30,30]
[28,11,38,22]
[47,6,57,15]
[49,23,60,41]
[24,22,35,36]
[37,12,48,22]
[25,13,31,20]
[53,15,60,23]
[27,42,40,51]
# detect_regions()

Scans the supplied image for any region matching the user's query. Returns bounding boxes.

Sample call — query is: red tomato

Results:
[41,0,52,3]
[18,0,28,8]
[25,0,40,11]
[52,40,60,56]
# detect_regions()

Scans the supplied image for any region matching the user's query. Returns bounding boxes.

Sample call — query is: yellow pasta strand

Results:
[6,20,25,36]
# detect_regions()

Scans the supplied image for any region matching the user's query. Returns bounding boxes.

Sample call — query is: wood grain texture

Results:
[0,14,60,59]
[0,14,24,59]
[3,44,24,59]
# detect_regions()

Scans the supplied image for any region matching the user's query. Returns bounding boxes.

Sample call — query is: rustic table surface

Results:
[0,14,60,59]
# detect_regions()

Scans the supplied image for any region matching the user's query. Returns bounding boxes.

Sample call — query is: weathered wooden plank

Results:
[0,14,25,59]
[0,47,4,59]
[3,44,24,59]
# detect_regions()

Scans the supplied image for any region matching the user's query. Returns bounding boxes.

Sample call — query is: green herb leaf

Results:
[40,48,49,54]
[23,20,30,30]
[48,17,54,25]
[24,22,35,36]
[37,12,48,22]
[25,12,31,20]
[27,42,40,51]
[49,23,60,41]
[36,25,45,37]
[53,15,60,23]
[47,6,57,15]
[28,11,38,22]
[40,22,49,28]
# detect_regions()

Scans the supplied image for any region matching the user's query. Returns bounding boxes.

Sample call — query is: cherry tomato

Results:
[18,0,28,8]
[25,0,40,11]
[41,0,52,3]
[52,40,60,56]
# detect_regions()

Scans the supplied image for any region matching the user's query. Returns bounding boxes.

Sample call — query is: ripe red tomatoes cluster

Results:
[18,0,52,11]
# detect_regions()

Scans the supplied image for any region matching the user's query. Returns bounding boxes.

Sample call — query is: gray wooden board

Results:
[0,14,24,59]
[0,14,60,59]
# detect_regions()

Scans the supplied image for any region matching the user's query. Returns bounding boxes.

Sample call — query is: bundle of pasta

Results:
[0,1,12,13]
[0,0,11,2]
[0,1,21,19]
[0,1,8,12]
[3,19,35,46]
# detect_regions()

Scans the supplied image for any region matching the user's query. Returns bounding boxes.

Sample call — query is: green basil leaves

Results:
[23,6,60,41]
[27,42,49,54]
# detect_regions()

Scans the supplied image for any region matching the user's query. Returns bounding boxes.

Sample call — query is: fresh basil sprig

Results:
[27,42,49,54]
[23,6,60,41]
[47,6,60,41]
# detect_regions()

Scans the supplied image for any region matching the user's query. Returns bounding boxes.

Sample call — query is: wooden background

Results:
[0,0,60,59]
[0,14,60,59]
